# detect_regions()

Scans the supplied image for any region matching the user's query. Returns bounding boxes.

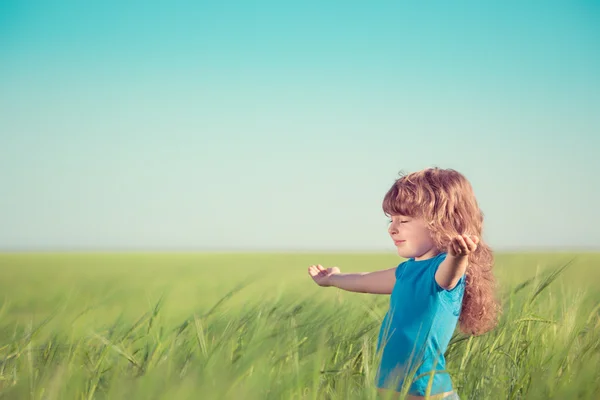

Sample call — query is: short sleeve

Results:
[394,261,407,279]
[429,254,467,308]
[439,273,466,313]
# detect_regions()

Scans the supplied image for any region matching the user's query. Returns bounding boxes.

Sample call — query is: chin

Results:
[396,249,413,259]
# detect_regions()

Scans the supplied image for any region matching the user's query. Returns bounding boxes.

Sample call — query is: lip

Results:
[394,240,406,245]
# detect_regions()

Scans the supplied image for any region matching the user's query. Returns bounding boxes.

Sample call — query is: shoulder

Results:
[394,260,408,279]
[428,252,448,268]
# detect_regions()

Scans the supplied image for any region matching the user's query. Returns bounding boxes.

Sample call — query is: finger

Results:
[464,236,477,251]
[464,234,479,245]
[454,238,468,255]
[449,238,457,250]
[455,242,463,255]
[317,265,325,272]
[471,238,479,251]
[455,236,467,251]
[451,241,460,255]
[456,235,466,247]
[449,236,458,251]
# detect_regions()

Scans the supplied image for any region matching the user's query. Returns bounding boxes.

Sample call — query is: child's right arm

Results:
[307,265,396,294]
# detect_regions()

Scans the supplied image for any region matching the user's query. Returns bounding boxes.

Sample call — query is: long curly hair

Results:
[382,167,500,336]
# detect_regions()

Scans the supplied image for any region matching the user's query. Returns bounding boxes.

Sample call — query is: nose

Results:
[388,221,398,235]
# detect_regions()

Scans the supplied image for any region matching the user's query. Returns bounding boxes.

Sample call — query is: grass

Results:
[0,252,599,399]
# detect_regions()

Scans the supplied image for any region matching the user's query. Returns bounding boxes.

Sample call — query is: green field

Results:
[0,252,599,399]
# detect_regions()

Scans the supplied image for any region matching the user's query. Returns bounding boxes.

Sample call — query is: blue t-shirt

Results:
[375,252,466,396]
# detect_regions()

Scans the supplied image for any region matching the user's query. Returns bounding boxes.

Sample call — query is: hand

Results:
[308,264,340,287]
[448,234,479,257]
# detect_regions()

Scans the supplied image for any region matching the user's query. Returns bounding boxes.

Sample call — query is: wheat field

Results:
[0,252,599,399]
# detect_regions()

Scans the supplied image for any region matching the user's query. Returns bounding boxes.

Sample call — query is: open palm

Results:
[448,234,479,257]
[308,264,340,287]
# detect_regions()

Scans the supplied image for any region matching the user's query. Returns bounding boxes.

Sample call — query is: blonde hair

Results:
[382,167,500,335]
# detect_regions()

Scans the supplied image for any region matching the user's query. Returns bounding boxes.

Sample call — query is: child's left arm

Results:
[435,234,479,290]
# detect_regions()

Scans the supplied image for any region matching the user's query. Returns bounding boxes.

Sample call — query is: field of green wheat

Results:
[0,252,599,399]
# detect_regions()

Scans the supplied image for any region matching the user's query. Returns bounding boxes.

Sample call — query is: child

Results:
[308,167,499,399]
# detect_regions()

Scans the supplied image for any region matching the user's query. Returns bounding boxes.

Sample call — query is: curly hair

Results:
[382,167,500,336]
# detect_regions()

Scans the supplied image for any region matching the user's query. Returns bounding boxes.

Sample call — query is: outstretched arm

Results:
[435,234,479,290]
[308,265,397,294]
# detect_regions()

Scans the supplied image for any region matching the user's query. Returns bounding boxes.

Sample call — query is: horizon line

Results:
[1,246,599,254]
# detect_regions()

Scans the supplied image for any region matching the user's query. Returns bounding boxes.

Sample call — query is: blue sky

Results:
[1,1,599,252]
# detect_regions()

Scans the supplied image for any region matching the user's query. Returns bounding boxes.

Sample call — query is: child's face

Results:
[387,214,438,260]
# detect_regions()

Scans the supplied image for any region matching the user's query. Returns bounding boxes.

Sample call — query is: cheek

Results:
[417,231,434,245]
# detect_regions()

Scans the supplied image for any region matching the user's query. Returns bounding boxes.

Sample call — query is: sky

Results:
[1,1,599,252]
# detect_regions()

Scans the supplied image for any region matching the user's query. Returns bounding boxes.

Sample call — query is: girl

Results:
[308,167,499,399]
